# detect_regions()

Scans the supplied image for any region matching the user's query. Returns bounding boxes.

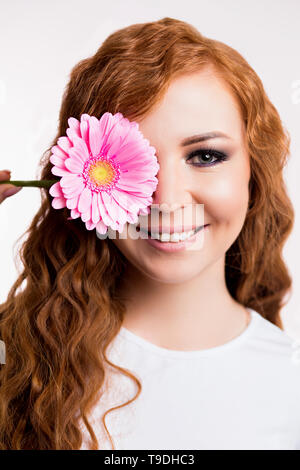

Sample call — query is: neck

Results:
[119,256,248,350]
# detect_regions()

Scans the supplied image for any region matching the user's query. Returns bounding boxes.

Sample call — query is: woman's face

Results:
[110,67,251,284]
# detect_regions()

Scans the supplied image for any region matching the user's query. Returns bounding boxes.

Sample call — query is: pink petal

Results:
[64,157,84,174]
[67,117,81,137]
[85,220,96,230]
[120,169,155,182]
[66,194,79,210]
[98,113,115,149]
[114,179,140,193]
[110,189,139,212]
[49,181,63,198]
[105,120,124,153]
[91,192,100,224]
[138,206,151,215]
[113,140,143,165]
[57,136,72,153]
[107,123,133,156]
[89,116,102,157]
[51,166,72,177]
[70,208,81,219]
[81,113,90,121]
[69,136,90,163]
[125,192,153,206]
[110,194,128,224]
[99,112,113,134]
[51,145,69,159]
[78,186,92,213]
[67,150,86,169]
[60,174,81,188]
[116,177,158,196]
[127,212,139,224]
[124,159,159,173]
[97,192,114,226]
[101,191,120,221]
[52,197,67,209]
[110,219,121,230]
[61,179,84,197]
[66,127,81,144]
[113,112,124,123]
[107,136,122,157]
[114,221,125,234]
[81,207,91,222]
[50,154,66,168]
[80,117,90,150]
[96,219,108,235]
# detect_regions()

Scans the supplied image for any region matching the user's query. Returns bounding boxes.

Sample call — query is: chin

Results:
[136,259,207,284]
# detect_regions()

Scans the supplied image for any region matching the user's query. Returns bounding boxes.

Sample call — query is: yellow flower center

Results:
[89,160,115,186]
[83,154,121,194]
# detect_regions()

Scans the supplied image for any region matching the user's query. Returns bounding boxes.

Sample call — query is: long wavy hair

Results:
[0,17,294,449]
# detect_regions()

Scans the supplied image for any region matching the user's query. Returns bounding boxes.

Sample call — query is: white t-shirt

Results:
[79,308,300,450]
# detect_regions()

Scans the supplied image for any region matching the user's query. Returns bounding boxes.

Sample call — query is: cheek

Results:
[202,169,249,224]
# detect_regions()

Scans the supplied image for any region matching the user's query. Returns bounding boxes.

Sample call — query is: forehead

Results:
[138,68,245,145]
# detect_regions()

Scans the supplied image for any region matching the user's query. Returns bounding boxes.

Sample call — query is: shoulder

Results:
[250,309,299,353]
[249,310,300,434]
[248,308,300,381]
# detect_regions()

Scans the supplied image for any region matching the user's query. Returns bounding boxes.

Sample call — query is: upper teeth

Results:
[140,228,198,242]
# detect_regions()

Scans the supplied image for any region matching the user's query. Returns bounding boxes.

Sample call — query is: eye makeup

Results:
[185,147,229,167]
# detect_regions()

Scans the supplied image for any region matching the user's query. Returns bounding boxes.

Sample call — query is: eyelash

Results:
[186,147,229,167]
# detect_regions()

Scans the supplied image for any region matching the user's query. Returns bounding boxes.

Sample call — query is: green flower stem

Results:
[0,180,57,189]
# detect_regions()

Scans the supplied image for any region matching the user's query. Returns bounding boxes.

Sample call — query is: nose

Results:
[151,158,192,212]
[146,158,199,230]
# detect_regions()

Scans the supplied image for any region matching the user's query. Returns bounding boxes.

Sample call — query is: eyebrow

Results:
[180,131,231,146]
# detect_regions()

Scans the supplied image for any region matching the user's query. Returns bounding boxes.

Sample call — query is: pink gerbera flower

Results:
[49,112,159,234]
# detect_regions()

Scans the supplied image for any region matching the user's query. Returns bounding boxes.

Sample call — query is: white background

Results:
[0,0,299,337]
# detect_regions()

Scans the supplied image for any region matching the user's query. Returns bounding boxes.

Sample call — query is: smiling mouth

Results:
[137,224,208,240]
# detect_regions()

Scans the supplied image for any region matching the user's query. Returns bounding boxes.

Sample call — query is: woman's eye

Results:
[186,148,228,167]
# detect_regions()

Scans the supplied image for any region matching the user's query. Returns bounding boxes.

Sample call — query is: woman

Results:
[0,17,299,450]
